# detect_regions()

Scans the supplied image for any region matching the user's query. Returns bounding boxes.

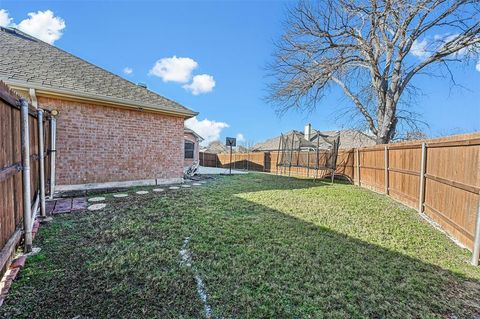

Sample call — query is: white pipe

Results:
[29,88,38,108]
[37,109,46,217]
[20,99,32,253]
[49,117,57,199]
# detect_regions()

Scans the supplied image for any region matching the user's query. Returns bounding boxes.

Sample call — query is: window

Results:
[185,140,194,159]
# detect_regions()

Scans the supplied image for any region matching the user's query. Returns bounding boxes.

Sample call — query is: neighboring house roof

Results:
[204,141,228,154]
[0,27,197,117]
[203,141,248,154]
[184,128,204,141]
[252,129,375,151]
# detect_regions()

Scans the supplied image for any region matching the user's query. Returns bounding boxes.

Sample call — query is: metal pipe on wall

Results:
[49,117,57,199]
[37,109,46,217]
[20,99,32,252]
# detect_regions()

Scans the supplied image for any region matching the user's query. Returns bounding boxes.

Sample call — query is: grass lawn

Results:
[1,173,480,318]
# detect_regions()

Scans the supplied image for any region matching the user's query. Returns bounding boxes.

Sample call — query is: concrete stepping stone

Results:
[88,197,105,202]
[169,186,180,190]
[181,185,191,188]
[153,188,164,192]
[136,190,149,195]
[53,198,72,213]
[88,203,106,211]
[113,193,128,198]
[72,197,87,211]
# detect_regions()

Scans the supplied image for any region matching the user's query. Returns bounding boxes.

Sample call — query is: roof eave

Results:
[184,128,204,141]
[3,79,198,118]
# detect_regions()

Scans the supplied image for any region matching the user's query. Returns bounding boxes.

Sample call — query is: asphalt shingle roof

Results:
[0,27,196,117]
[252,129,376,151]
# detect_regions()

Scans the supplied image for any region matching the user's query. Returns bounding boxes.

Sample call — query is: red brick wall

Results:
[38,97,184,186]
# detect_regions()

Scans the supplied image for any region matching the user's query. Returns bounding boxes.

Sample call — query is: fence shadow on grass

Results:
[2,173,479,318]
[188,174,480,318]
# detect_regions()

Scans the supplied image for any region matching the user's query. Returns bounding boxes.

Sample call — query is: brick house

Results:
[0,27,197,190]
[184,128,203,168]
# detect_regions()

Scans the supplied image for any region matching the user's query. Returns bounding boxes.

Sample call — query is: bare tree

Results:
[401,129,429,141]
[242,139,257,152]
[267,0,480,144]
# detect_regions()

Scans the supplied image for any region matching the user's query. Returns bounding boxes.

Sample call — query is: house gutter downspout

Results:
[49,117,57,199]
[29,88,38,109]
[20,99,32,253]
[37,109,46,217]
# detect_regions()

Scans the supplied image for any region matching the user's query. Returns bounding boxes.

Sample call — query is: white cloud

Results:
[412,34,474,59]
[236,133,245,143]
[123,67,133,75]
[411,34,480,72]
[410,39,429,58]
[183,74,215,95]
[149,56,198,83]
[0,9,12,27]
[17,10,65,45]
[185,117,229,145]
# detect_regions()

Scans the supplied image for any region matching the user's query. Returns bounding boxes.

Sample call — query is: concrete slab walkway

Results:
[197,166,248,175]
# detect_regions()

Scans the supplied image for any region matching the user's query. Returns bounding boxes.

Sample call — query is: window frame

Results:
[184,140,195,159]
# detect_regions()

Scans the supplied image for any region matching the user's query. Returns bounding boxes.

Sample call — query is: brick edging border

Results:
[0,218,41,307]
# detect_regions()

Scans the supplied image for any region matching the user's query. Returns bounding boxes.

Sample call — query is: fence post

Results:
[384,145,389,195]
[355,148,360,186]
[307,151,310,178]
[20,99,32,252]
[418,143,427,214]
[472,199,480,266]
[264,152,267,172]
[37,109,46,217]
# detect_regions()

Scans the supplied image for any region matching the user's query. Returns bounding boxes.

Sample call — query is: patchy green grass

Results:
[2,173,479,318]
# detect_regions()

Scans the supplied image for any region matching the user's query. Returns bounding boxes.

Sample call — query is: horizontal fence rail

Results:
[200,132,480,264]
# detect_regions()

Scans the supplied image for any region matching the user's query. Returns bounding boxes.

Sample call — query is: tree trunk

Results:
[375,99,397,144]
[376,134,389,144]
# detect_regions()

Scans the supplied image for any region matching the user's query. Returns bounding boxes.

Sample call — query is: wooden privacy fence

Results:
[0,82,53,276]
[352,133,480,265]
[200,133,480,265]
[200,152,266,171]
[199,150,354,178]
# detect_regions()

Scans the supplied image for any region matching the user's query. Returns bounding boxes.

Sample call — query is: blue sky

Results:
[1,1,479,145]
